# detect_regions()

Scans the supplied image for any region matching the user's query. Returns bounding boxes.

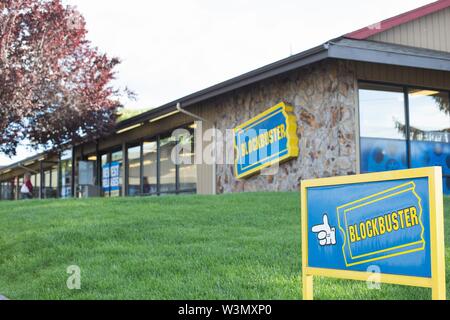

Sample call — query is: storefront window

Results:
[60,160,72,198]
[35,173,41,198]
[51,166,58,197]
[408,89,450,193]
[111,150,123,196]
[30,174,37,198]
[100,152,122,197]
[44,170,51,198]
[359,82,450,194]
[40,167,58,198]
[143,141,157,194]
[127,145,141,196]
[96,127,197,198]
[18,176,24,199]
[0,181,14,200]
[0,182,5,200]
[101,154,110,197]
[359,83,408,173]
[12,179,17,200]
[159,136,177,193]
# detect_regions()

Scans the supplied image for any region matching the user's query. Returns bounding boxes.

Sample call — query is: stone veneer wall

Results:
[202,60,359,193]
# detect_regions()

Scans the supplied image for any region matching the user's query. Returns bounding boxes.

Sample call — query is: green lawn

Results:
[0,192,448,300]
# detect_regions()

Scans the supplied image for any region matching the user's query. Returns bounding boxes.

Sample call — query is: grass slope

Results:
[0,192,448,300]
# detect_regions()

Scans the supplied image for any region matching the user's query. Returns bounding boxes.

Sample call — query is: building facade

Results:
[1,1,450,200]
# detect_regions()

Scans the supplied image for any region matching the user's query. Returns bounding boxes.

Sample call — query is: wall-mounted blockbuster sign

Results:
[301,167,446,300]
[234,102,299,179]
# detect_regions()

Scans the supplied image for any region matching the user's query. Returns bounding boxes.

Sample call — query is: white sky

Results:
[0,0,431,165]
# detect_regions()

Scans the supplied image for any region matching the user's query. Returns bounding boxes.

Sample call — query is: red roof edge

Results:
[345,0,450,40]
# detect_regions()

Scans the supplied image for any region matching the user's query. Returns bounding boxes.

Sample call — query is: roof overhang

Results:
[117,44,329,129]
[0,152,57,178]
[118,38,450,130]
[3,38,449,175]
[328,38,450,72]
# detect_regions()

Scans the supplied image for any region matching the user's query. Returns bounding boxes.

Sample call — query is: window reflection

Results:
[409,89,450,193]
[60,160,72,198]
[359,82,450,194]
[409,90,450,142]
[159,136,177,193]
[359,83,408,173]
[0,180,15,200]
[94,125,197,198]
[127,145,141,196]
[143,141,157,194]
[43,168,57,199]
[359,84,406,139]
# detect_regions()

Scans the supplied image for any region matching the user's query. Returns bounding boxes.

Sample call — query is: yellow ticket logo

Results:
[337,182,425,267]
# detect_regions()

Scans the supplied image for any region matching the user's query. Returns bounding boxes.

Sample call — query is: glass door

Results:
[101,150,123,197]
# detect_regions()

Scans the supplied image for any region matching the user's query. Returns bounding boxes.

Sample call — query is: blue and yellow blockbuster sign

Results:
[234,102,299,179]
[301,167,446,300]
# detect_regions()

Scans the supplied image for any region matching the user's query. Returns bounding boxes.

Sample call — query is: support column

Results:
[302,274,314,300]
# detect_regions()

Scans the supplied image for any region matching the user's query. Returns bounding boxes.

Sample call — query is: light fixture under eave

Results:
[410,90,440,97]
[87,156,97,161]
[116,123,143,134]
[149,110,180,123]
[23,161,35,166]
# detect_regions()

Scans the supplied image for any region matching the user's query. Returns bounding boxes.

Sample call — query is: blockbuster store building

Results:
[1,1,450,200]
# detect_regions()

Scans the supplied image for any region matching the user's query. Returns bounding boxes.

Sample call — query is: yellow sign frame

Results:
[301,167,446,300]
[233,102,299,179]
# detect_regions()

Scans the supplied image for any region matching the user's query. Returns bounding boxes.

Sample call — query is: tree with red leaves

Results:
[0,0,125,156]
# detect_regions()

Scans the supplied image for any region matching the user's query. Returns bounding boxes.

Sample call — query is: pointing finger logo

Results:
[312,214,336,246]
